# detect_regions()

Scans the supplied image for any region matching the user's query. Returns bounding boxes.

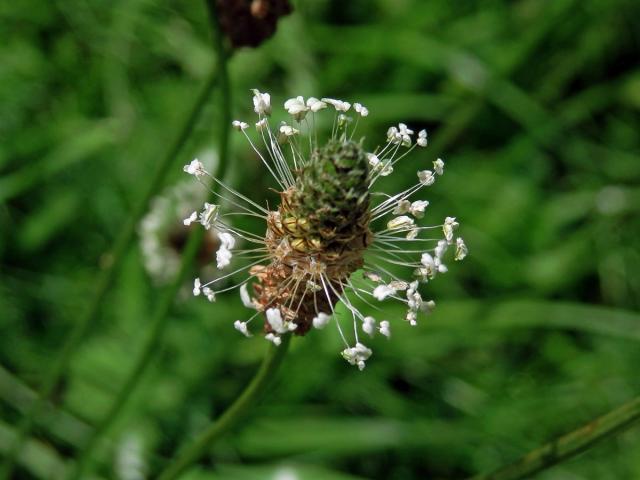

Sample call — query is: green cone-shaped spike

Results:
[289,139,371,252]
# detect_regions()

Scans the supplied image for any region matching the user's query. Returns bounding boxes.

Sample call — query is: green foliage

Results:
[1,0,640,479]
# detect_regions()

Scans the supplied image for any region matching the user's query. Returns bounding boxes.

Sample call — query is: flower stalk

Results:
[65,5,232,479]
[469,395,640,480]
[156,334,291,480]
[0,67,219,480]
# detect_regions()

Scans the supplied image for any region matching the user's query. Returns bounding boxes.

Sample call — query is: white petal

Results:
[252,89,271,116]
[218,231,235,250]
[199,203,219,230]
[398,123,414,136]
[183,159,206,177]
[306,97,327,112]
[392,200,411,215]
[363,271,383,283]
[373,285,395,301]
[362,316,376,336]
[417,129,428,147]
[353,102,369,116]
[240,283,255,309]
[435,239,448,259]
[312,312,331,329]
[409,200,429,218]
[284,96,309,120]
[455,237,468,261]
[266,307,288,334]
[265,333,282,346]
[380,161,394,176]
[406,228,419,239]
[341,342,372,370]
[387,215,414,230]
[183,211,197,226]
[322,98,351,112]
[232,120,249,131]
[255,118,268,131]
[379,320,391,338]
[216,246,232,269]
[279,124,299,137]
[202,287,216,302]
[433,158,445,175]
[388,280,408,291]
[387,126,401,143]
[443,216,459,243]
[417,170,435,186]
[406,309,418,326]
[421,253,435,268]
[234,320,252,337]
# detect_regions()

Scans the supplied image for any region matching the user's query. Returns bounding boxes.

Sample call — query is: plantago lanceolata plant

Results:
[183,90,468,370]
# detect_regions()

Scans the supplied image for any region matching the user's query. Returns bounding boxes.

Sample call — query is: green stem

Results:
[66,6,231,479]
[469,395,640,480]
[156,335,292,480]
[0,67,219,480]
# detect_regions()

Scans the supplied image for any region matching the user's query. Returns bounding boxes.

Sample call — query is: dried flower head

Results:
[184,91,467,370]
[216,0,292,48]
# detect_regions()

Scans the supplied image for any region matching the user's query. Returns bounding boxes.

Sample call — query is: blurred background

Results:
[1,0,640,478]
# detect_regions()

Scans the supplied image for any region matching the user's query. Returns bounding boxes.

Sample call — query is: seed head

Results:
[183,92,467,370]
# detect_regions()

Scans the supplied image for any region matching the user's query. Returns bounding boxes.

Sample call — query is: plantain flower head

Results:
[183,91,467,369]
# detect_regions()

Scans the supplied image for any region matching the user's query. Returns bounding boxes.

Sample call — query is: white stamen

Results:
[279,124,299,137]
[362,316,376,336]
[373,284,395,301]
[306,97,327,112]
[313,312,331,329]
[455,237,468,260]
[203,287,216,302]
[342,342,372,370]
[216,246,232,269]
[234,320,252,337]
[199,203,219,230]
[379,320,391,338]
[252,89,271,116]
[284,96,309,121]
[417,170,435,186]
[417,129,428,147]
[409,200,429,218]
[443,216,459,243]
[354,102,369,117]
[183,159,207,177]
[392,200,411,215]
[218,231,236,250]
[322,98,351,112]
[232,120,249,131]
[433,158,445,175]
[265,333,281,346]
[183,211,197,226]
[387,216,414,230]
[240,283,256,309]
